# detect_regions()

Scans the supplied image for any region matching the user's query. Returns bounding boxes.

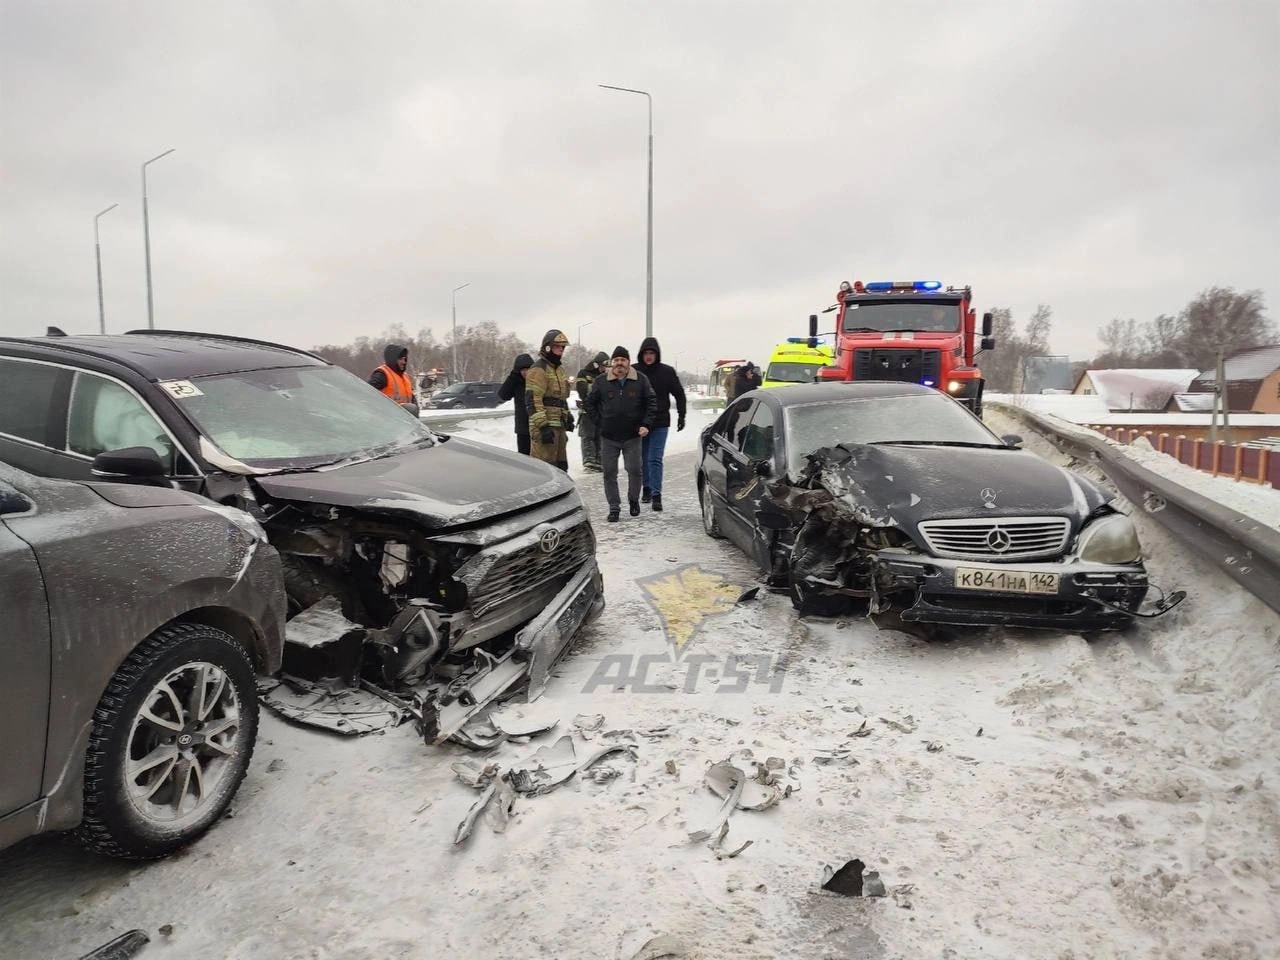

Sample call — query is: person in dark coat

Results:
[498,353,536,455]
[633,336,686,512]
[575,351,609,472]
[732,361,760,400]
[585,345,656,522]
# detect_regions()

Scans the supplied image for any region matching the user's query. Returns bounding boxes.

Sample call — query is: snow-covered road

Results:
[2,411,1278,960]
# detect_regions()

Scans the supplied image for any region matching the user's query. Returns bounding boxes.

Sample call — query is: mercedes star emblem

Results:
[986,528,1012,553]
[538,528,561,554]
[980,487,998,509]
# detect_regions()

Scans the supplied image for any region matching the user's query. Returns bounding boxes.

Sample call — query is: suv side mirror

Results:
[981,312,994,336]
[91,446,168,485]
[981,336,996,351]
[1001,434,1023,448]
[754,459,772,477]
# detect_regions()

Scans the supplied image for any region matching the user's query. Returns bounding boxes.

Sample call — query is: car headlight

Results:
[1076,514,1141,564]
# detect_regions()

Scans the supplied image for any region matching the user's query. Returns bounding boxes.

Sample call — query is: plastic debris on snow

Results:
[77,929,150,959]
[451,733,638,845]
[630,933,689,959]
[686,757,788,851]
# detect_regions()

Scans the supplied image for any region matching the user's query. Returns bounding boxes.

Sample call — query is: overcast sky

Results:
[2,1,1276,370]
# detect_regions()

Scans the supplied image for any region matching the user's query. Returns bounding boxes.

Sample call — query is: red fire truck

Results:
[809,279,995,416]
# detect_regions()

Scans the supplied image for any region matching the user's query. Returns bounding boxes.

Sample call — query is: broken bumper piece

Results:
[875,550,1151,631]
[416,560,604,744]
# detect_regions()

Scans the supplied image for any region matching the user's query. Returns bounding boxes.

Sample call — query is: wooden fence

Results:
[1095,427,1278,488]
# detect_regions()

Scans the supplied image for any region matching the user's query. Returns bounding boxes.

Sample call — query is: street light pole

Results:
[94,203,118,334]
[577,320,594,347]
[598,84,653,339]
[141,148,175,329]
[451,283,470,381]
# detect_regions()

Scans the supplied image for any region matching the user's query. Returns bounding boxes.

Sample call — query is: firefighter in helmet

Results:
[525,329,574,471]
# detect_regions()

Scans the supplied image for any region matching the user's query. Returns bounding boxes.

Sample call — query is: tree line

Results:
[979,286,1272,392]
[312,323,701,387]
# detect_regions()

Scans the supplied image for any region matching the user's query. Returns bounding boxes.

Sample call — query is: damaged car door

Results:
[722,401,782,572]
[700,397,755,541]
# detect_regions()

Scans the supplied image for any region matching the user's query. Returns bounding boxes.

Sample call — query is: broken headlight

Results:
[1076,514,1140,564]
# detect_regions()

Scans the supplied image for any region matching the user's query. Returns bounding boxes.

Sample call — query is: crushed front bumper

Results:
[416,559,605,743]
[874,549,1149,631]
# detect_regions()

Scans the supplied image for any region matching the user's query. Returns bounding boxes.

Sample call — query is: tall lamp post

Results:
[141,148,175,329]
[578,320,596,371]
[94,203,118,334]
[451,283,470,381]
[598,84,653,339]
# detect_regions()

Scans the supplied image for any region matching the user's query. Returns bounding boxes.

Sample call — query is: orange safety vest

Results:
[377,364,414,404]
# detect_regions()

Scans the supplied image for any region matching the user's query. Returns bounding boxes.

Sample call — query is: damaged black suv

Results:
[0,331,604,742]
[697,382,1181,631]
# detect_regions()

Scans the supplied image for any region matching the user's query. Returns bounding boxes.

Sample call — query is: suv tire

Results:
[76,622,258,859]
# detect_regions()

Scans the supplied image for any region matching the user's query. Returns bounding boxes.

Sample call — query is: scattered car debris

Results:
[879,715,918,734]
[455,781,498,844]
[736,586,760,603]
[863,870,887,897]
[573,713,606,737]
[665,759,679,776]
[706,760,783,811]
[258,676,409,735]
[821,859,866,896]
[924,740,944,752]
[490,704,560,738]
[452,760,500,789]
[266,758,286,773]
[849,721,873,738]
[77,930,150,960]
[630,933,688,960]
[450,734,639,845]
[976,727,984,737]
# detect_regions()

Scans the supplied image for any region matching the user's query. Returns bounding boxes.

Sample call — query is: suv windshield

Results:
[784,394,1000,474]
[436,383,466,395]
[842,300,960,333]
[180,366,434,469]
[766,361,826,383]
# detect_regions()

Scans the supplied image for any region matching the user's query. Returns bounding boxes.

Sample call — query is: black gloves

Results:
[563,411,575,433]
[677,416,686,432]
[539,425,555,445]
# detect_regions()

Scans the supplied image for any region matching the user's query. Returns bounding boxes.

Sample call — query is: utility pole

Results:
[599,84,653,338]
[141,148,175,329]
[94,203,118,334]
[451,283,470,381]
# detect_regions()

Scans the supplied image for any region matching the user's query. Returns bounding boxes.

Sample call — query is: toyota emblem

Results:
[538,529,561,554]
[986,528,1012,553]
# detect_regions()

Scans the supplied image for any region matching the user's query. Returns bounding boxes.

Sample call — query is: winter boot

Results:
[640,487,652,503]
[651,493,663,512]
[629,500,640,517]
[607,507,620,522]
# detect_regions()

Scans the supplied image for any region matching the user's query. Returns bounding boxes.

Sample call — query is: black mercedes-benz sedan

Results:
[695,381,1178,630]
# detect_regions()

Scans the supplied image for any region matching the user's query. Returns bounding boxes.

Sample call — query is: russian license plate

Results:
[954,567,1060,595]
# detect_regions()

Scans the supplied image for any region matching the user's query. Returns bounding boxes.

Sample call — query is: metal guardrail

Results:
[990,401,1280,615]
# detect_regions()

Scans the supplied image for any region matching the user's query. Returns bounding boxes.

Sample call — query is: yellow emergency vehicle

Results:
[761,338,834,388]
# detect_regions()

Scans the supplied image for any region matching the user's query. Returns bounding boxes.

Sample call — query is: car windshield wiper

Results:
[870,440,1010,449]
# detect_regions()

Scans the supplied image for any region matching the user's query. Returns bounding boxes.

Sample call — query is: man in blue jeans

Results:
[634,336,687,512]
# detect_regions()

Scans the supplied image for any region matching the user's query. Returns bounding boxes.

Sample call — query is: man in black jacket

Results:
[575,351,609,472]
[634,336,687,512]
[733,361,760,400]
[497,353,535,455]
[585,346,656,522]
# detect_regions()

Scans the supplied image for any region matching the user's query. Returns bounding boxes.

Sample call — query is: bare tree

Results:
[1175,287,1273,371]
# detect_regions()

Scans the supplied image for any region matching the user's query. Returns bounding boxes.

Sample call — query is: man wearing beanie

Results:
[585,345,656,522]
[575,350,609,472]
[525,329,574,471]
[498,352,536,455]
[634,336,686,512]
